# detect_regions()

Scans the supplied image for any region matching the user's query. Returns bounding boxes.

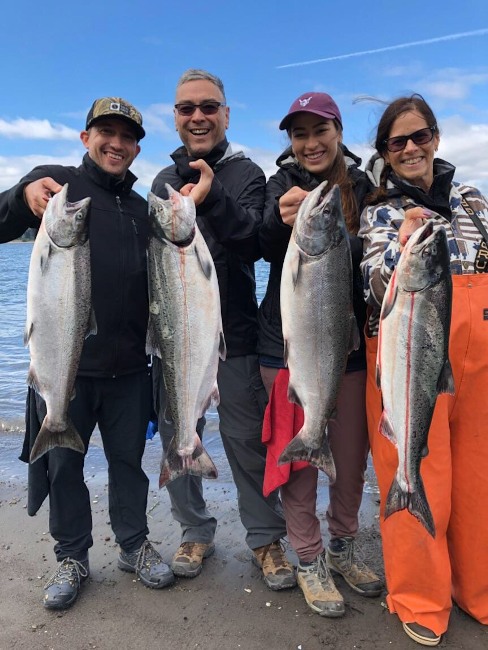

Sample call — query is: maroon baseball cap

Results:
[279,92,342,131]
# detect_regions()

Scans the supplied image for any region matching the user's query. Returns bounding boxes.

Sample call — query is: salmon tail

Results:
[29,418,85,464]
[384,476,436,538]
[159,435,218,488]
[277,432,336,483]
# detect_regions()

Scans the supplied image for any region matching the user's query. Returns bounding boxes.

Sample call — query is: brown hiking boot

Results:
[252,541,296,590]
[326,536,383,597]
[297,551,345,618]
[171,541,215,578]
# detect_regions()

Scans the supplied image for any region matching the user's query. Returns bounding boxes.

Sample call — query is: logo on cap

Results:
[299,96,312,107]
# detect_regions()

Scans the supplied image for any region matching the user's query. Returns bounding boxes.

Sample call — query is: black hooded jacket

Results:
[0,153,150,377]
[151,138,265,358]
[257,145,372,372]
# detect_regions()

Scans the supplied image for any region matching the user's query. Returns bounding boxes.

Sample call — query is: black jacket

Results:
[151,138,265,358]
[0,154,150,377]
[257,145,372,372]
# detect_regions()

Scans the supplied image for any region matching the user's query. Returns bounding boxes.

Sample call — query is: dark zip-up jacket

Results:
[151,138,265,358]
[0,153,150,377]
[258,144,372,372]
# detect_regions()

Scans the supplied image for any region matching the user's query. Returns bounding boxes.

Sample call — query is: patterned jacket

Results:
[359,155,488,336]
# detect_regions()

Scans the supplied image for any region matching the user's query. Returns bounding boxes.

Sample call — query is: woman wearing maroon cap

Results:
[258,92,383,617]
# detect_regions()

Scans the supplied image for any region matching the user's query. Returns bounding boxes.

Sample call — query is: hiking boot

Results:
[297,551,345,618]
[118,540,174,589]
[252,541,296,591]
[326,536,383,597]
[43,557,89,610]
[403,622,441,646]
[171,541,215,578]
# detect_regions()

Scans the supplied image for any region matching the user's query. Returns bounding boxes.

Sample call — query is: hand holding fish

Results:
[179,159,214,206]
[279,186,309,226]
[399,207,432,248]
[23,177,64,219]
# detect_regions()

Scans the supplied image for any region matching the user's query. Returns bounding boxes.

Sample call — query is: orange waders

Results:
[366,274,488,635]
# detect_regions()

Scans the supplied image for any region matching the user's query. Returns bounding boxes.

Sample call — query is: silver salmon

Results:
[146,186,226,488]
[278,183,359,481]
[376,221,454,537]
[25,183,94,463]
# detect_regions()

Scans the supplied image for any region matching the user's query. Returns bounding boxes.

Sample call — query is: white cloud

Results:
[141,103,175,136]
[0,153,81,191]
[0,119,79,140]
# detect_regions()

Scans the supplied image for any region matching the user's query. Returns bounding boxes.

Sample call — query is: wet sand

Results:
[0,429,485,650]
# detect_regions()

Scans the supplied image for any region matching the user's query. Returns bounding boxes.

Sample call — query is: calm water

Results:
[0,242,270,432]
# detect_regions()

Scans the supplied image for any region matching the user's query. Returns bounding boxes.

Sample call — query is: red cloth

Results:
[262,368,309,497]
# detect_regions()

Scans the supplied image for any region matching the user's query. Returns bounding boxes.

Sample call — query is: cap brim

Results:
[279,109,340,131]
[87,115,145,141]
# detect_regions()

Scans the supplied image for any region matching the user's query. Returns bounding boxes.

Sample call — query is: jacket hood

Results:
[364,153,456,218]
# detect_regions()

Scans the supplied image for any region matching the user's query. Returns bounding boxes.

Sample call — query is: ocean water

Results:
[0,241,270,432]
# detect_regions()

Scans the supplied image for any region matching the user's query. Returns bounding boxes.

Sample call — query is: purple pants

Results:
[260,367,369,563]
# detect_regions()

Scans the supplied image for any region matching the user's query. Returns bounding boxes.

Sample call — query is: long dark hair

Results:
[366,94,438,205]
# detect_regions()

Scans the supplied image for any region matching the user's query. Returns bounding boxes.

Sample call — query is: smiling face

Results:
[289,113,341,180]
[80,118,140,178]
[174,79,229,157]
[384,110,440,192]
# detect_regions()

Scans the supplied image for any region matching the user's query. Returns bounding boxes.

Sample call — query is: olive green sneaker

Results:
[326,536,383,597]
[297,551,345,618]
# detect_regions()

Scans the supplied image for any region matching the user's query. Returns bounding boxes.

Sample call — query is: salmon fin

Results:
[26,367,43,396]
[420,444,429,458]
[287,383,303,408]
[145,320,162,358]
[39,240,54,274]
[195,242,213,280]
[219,331,227,360]
[29,418,85,464]
[283,339,289,367]
[159,434,218,488]
[348,317,360,353]
[278,431,336,483]
[289,247,301,289]
[384,476,435,538]
[379,411,396,445]
[209,382,220,409]
[86,308,97,338]
[24,321,34,346]
[381,279,398,319]
[375,363,381,389]
[437,358,455,395]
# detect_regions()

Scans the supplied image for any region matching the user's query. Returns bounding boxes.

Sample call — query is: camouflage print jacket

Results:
[359,154,488,336]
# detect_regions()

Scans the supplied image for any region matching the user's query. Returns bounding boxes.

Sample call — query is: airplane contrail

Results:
[277,29,488,69]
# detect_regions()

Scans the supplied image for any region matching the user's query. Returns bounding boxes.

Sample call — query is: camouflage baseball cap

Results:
[86,97,145,140]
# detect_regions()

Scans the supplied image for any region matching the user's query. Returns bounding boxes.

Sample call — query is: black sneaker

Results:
[118,540,174,589]
[43,557,89,610]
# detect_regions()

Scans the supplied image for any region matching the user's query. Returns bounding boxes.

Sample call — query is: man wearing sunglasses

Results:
[151,69,295,591]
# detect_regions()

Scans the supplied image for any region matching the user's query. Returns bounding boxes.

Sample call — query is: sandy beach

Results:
[0,428,486,650]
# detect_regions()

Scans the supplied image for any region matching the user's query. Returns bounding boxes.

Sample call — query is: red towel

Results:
[262,368,309,497]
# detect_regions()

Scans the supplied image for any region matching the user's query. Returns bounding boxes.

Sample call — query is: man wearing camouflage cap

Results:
[0,97,175,609]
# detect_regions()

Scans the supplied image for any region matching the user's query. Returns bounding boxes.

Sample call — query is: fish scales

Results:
[278,183,359,481]
[376,221,454,537]
[147,186,225,488]
[25,184,94,463]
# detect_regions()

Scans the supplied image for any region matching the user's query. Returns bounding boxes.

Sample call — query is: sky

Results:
[1,1,488,196]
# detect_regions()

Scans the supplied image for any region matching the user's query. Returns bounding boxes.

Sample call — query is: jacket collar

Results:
[81,153,138,194]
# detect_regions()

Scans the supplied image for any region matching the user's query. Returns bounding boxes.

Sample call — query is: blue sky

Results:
[1,1,488,195]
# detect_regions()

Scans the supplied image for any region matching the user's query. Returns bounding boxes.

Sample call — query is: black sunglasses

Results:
[174,102,225,116]
[383,126,437,153]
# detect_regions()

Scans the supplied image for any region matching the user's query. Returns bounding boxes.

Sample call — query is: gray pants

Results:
[153,355,286,550]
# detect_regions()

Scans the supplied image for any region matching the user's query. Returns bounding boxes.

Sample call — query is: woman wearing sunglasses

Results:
[258,91,384,618]
[359,94,488,646]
